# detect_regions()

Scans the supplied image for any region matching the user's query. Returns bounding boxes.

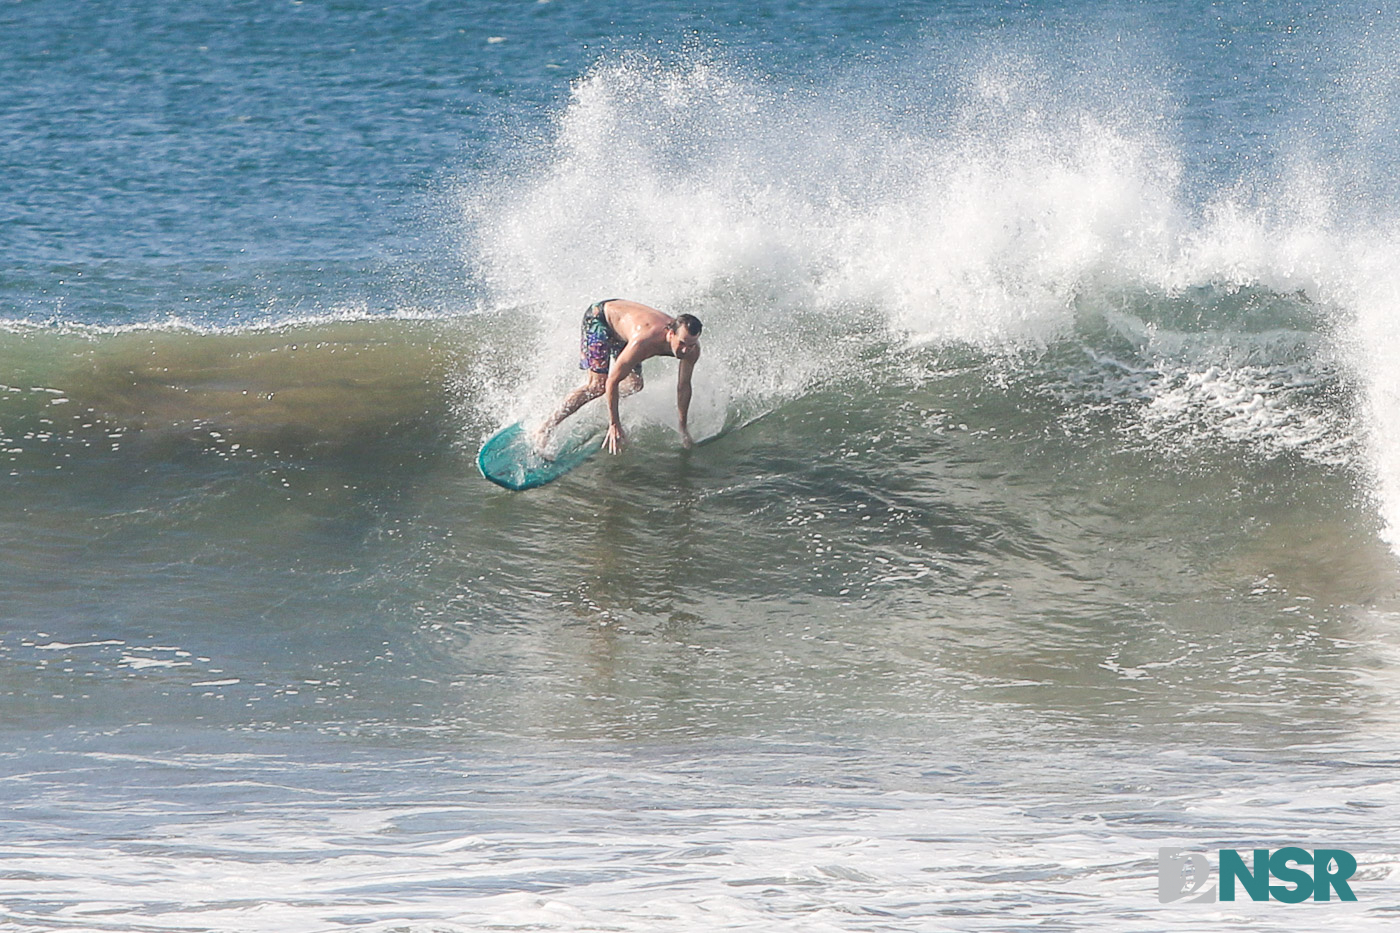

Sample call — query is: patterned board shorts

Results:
[579,299,639,376]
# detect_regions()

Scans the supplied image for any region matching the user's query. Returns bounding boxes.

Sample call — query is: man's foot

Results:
[531,424,556,461]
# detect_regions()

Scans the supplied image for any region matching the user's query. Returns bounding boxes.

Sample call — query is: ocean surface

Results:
[4,0,1400,929]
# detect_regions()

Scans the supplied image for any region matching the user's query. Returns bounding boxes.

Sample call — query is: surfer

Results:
[538,299,702,454]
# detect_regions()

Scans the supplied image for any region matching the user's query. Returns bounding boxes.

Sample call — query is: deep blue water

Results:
[4,0,946,322]
[5,0,1394,326]
[5,2,1400,930]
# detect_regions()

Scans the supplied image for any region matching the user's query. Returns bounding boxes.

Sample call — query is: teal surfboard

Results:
[477,422,601,490]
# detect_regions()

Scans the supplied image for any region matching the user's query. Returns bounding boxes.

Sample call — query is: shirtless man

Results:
[539,298,702,454]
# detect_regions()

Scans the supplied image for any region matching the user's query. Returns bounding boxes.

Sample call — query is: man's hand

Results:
[602,423,626,455]
[680,428,694,450]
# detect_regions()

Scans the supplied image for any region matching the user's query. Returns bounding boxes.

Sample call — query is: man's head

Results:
[667,313,702,361]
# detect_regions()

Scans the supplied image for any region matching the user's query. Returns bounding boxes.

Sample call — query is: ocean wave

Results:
[1,48,1395,542]
[0,303,462,339]
[453,50,1400,550]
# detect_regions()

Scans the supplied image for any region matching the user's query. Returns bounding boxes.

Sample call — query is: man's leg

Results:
[538,371,607,442]
[617,370,643,398]
[547,369,640,429]
[536,364,642,449]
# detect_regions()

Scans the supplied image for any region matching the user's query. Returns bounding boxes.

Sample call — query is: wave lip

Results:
[458,50,1400,553]
[467,55,1184,342]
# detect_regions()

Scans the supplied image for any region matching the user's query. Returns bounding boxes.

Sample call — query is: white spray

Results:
[459,48,1400,553]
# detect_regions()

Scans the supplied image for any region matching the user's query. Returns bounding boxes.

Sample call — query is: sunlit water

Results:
[4,1,1400,929]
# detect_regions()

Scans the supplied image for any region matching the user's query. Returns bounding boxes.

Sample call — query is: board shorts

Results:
[579,299,639,376]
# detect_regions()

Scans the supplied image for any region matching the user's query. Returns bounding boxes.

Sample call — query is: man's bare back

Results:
[600,300,683,352]
[539,299,703,454]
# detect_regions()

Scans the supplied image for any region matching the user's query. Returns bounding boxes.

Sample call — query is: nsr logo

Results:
[1158,847,1358,904]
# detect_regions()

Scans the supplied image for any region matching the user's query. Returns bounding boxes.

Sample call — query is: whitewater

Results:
[4,1,1400,930]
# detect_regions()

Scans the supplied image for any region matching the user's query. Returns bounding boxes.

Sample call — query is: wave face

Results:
[2,9,1395,621]
[9,3,1400,931]
[456,35,1400,542]
[4,2,1398,738]
[7,1,1399,533]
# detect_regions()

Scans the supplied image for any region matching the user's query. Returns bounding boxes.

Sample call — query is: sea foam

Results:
[460,48,1400,552]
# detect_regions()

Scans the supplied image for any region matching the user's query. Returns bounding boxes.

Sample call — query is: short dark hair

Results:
[670,313,703,336]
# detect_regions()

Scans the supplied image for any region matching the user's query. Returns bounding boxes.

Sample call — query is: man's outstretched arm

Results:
[676,357,696,448]
[602,346,641,454]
